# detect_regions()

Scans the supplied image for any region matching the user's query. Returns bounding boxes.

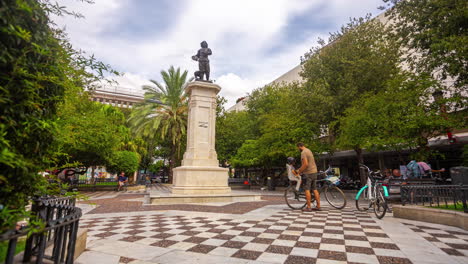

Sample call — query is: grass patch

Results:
[0,238,26,262]
[78,182,117,186]
[428,202,466,212]
[94,182,117,186]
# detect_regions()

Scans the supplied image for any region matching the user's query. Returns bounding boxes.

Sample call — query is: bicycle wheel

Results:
[355,186,372,211]
[284,186,307,210]
[324,185,347,209]
[374,187,387,219]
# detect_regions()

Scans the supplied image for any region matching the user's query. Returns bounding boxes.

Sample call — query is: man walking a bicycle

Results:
[296,142,321,211]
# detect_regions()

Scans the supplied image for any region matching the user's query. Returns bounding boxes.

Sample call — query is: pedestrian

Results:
[296,142,321,211]
[117,171,128,191]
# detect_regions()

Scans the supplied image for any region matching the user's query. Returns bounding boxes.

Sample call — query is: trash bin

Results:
[450,167,468,185]
[267,177,275,191]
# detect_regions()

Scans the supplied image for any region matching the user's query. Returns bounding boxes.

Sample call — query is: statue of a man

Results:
[192,41,212,82]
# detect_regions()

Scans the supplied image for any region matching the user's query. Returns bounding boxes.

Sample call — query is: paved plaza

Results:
[75,190,468,264]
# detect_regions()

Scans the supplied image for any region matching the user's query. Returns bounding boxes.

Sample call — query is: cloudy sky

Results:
[54,0,383,108]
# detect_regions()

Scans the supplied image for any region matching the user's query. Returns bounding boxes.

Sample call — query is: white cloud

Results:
[54,0,383,107]
[216,73,265,105]
[105,72,153,95]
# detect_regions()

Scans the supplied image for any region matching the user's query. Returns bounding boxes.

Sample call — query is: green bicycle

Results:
[355,164,389,219]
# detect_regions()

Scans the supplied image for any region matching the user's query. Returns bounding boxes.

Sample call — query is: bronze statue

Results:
[192,41,212,82]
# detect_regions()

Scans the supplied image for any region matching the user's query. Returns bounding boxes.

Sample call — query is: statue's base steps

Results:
[148,193,261,205]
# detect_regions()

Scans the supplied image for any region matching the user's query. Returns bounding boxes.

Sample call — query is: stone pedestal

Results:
[172,81,231,195]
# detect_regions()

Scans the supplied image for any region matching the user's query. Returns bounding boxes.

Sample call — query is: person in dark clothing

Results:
[117,171,128,191]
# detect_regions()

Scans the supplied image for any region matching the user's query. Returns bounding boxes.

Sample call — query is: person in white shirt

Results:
[286,157,301,191]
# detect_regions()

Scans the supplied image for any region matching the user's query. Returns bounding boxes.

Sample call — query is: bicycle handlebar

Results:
[359,163,385,181]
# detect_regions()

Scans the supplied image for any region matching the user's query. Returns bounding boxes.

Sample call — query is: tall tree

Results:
[381,0,468,89]
[299,17,401,182]
[300,16,400,130]
[54,91,131,180]
[216,107,257,164]
[247,83,324,165]
[129,66,190,183]
[0,0,116,231]
[0,0,67,223]
[337,72,466,161]
[106,151,140,177]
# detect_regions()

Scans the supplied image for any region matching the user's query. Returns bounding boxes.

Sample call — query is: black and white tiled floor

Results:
[402,222,468,257]
[79,206,428,264]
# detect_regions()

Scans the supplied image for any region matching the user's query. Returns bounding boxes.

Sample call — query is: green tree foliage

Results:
[216,109,257,164]
[54,91,132,175]
[231,140,262,167]
[381,0,468,88]
[106,151,140,176]
[230,83,324,168]
[0,0,68,215]
[148,160,165,174]
[336,73,461,160]
[129,66,190,182]
[298,17,402,179]
[300,17,400,134]
[0,0,117,231]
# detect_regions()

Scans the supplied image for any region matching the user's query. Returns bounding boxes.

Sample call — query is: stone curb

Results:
[393,205,468,230]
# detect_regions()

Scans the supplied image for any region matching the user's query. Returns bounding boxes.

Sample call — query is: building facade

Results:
[90,86,144,108]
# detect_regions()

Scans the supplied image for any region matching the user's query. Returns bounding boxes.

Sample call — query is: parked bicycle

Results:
[355,164,389,219]
[284,166,347,210]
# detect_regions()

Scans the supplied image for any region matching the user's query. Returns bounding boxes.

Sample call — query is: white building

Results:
[90,85,144,108]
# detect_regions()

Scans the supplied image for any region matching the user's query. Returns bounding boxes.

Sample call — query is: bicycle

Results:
[355,164,389,219]
[284,166,347,210]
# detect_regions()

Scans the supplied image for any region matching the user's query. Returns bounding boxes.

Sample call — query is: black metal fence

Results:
[401,184,468,213]
[0,196,82,263]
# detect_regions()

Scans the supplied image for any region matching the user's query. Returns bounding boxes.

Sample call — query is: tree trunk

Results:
[168,145,176,184]
[355,148,366,187]
[416,137,430,160]
[398,151,404,165]
[90,166,96,185]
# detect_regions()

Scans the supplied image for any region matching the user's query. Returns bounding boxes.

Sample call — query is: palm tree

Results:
[129,66,191,183]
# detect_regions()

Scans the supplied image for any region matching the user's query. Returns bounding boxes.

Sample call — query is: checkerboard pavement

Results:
[402,222,468,258]
[79,205,424,264]
[81,190,146,200]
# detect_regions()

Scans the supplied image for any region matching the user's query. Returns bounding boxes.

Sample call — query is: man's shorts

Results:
[305,173,319,191]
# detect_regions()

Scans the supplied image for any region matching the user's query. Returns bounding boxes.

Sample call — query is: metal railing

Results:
[0,196,82,263]
[401,184,468,213]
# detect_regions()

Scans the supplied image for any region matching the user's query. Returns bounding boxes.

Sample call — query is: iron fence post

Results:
[5,237,17,264]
